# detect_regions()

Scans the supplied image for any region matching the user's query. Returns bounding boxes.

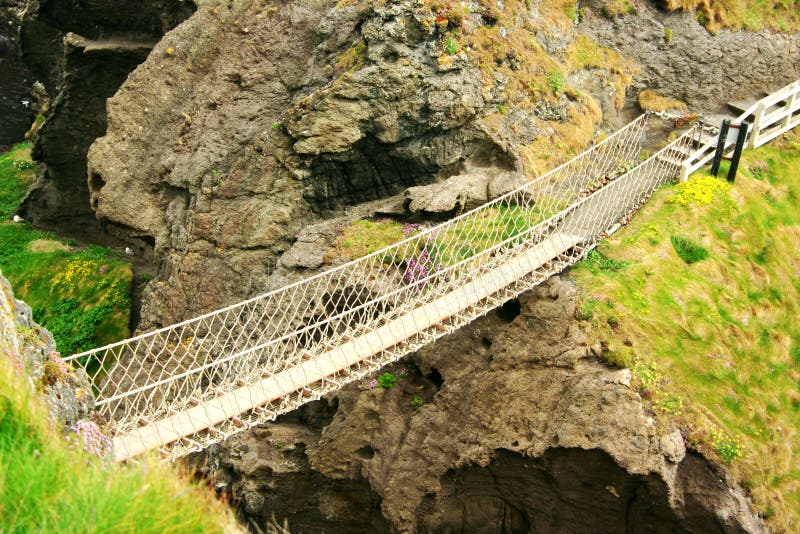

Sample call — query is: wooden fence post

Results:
[748,102,765,149]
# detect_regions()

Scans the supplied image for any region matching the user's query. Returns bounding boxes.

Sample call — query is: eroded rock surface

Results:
[19,0,197,226]
[585,1,800,113]
[199,275,763,533]
[85,0,569,328]
[0,272,95,427]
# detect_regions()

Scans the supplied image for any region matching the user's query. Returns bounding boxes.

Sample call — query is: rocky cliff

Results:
[0,272,96,429]
[85,0,573,329]
[18,0,196,227]
[198,276,764,533]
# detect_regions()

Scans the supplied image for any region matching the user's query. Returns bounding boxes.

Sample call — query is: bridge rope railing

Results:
[64,113,703,461]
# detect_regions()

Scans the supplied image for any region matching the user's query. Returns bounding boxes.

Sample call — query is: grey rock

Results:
[0,272,96,428]
[201,275,764,534]
[19,0,196,227]
[584,2,800,114]
[405,173,489,214]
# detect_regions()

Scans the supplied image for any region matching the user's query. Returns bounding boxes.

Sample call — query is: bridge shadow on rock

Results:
[417,448,748,533]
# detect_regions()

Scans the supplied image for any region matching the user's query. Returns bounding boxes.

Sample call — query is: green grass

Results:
[0,144,34,220]
[0,144,132,356]
[670,235,709,264]
[0,339,238,532]
[664,0,800,33]
[571,131,800,531]
[429,204,556,266]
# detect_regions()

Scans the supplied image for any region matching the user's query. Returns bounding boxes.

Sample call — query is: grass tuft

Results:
[670,235,709,264]
[637,90,688,113]
[0,337,239,532]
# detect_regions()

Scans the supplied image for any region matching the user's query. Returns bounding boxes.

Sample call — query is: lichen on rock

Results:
[0,272,96,429]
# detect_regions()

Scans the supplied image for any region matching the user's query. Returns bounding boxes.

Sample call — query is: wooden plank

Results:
[113,233,583,461]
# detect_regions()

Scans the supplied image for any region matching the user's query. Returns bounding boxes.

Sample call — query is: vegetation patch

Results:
[0,344,237,532]
[571,131,800,530]
[637,90,688,113]
[377,372,397,389]
[601,0,639,19]
[565,35,636,110]
[330,219,410,261]
[0,144,132,355]
[670,235,709,264]
[662,0,800,33]
[668,174,731,206]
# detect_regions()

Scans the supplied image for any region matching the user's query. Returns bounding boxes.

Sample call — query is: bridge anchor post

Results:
[710,119,730,177]
[727,122,750,182]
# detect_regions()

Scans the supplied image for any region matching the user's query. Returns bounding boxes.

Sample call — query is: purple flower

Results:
[66,420,112,458]
[404,248,431,288]
[402,223,421,236]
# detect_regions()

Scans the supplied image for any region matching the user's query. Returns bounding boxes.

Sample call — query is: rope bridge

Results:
[64,113,705,462]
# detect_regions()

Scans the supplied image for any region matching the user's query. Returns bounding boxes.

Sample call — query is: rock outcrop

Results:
[18,0,196,226]
[0,272,95,427]
[84,0,591,329]
[0,0,34,150]
[584,1,800,112]
[200,276,764,533]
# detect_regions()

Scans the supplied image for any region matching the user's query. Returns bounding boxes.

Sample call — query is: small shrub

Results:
[547,69,565,94]
[711,430,742,463]
[664,26,673,43]
[670,235,709,264]
[377,372,396,389]
[584,250,630,272]
[410,394,424,410]
[602,0,638,19]
[444,37,458,55]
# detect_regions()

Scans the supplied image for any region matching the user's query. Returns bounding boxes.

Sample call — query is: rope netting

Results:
[64,114,701,461]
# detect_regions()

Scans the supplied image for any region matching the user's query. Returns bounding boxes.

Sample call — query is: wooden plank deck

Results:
[113,232,583,461]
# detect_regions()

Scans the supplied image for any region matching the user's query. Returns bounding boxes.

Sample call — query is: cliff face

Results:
[0,1,34,150]
[84,0,558,329]
[18,0,196,227]
[582,2,800,111]
[199,276,764,533]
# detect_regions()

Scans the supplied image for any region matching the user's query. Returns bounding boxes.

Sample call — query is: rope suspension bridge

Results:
[64,80,800,463]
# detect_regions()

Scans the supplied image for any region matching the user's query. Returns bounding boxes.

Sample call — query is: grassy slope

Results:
[664,0,800,33]
[0,345,239,532]
[571,132,800,531]
[0,144,131,355]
